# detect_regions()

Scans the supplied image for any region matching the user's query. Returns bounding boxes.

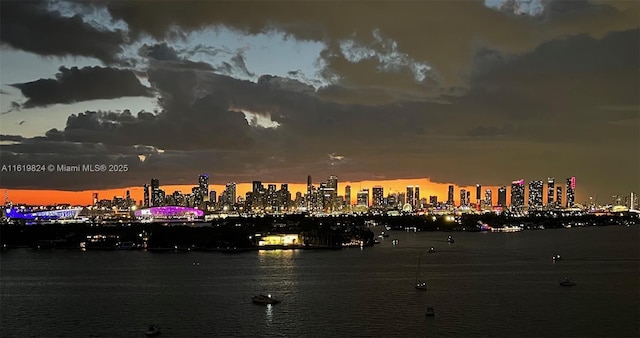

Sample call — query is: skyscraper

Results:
[511,179,525,210]
[415,186,420,207]
[528,180,543,209]
[498,186,507,207]
[198,174,209,201]
[460,189,467,207]
[345,185,351,207]
[92,193,98,207]
[406,186,414,206]
[556,186,563,207]
[566,177,576,207]
[372,186,384,207]
[447,185,454,207]
[143,184,150,207]
[484,189,492,208]
[429,195,438,205]
[225,182,237,206]
[476,184,482,204]
[547,178,555,206]
[357,189,369,207]
[151,178,161,207]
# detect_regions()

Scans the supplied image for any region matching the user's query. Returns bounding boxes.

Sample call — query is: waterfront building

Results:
[528,180,543,209]
[511,179,525,210]
[476,184,482,205]
[415,186,420,207]
[547,178,555,206]
[498,186,507,207]
[566,177,576,208]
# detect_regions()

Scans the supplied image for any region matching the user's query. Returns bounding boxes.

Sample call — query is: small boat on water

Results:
[425,307,435,317]
[552,254,562,261]
[415,252,427,290]
[145,325,161,336]
[447,235,455,243]
[252,294,281,305]
[427,247,435,253]
[559,277,577,287]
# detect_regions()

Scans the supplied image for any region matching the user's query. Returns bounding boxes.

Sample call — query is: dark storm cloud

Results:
[0,1,125,64]
[11,66,153,108]
[102,0,638,103]
[139,43,215,71]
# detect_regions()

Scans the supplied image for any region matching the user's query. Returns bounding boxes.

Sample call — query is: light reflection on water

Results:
[1,226,638,337]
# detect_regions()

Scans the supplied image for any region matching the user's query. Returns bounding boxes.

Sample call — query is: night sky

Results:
[0,0,638,204]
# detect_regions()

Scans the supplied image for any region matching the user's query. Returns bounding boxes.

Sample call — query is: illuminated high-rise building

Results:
[327,175,338,192]
[372,186,384,207]
[460,189,467,207]
[556,186,563,207]
[93,192,99,207]
[510,179,525,210]
[345,185,351,206]
[528,180,543,209]
[547,178,555,206]
[225,182,237,206]
[143,184,150,207]
[476,184,482,203]
[406,186,415,206]
[415,186,420,207]
[209,191,217,204]
[151,178,161,207]
[498,186,507,207]
[198,174,209,201]
[566,177,576,208]
[447,185,454,206]
[484,189,492,207]
[357,189,369,207]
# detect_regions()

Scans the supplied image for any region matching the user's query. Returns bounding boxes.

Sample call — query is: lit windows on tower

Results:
[357,189,369,207]
[556,186,563,207]
[566,177,576,208]
[547,178,555,206]
[528,180,543,210]
[484,189,492,208]
[511,179,525,210]
[198,174,209,201]
[407,186,415,207]
[498,186,507,207]
[447,185,454,207]
[372,186,384,207]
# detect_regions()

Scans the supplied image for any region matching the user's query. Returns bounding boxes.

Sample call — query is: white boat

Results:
[447,235,455,243]
[252,294,281,305]
[559,278,576,287]
[145,325,161,336]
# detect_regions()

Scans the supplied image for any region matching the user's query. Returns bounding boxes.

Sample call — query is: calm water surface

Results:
[1,226,638,337]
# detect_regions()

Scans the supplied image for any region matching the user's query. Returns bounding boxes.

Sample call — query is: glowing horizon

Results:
[2,178,507,207]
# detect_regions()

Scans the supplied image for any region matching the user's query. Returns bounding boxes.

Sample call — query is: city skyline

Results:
[1,1,638,203]
[2,173,614,208]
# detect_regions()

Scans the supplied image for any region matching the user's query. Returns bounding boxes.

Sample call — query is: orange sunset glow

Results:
[3,178,503,207]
